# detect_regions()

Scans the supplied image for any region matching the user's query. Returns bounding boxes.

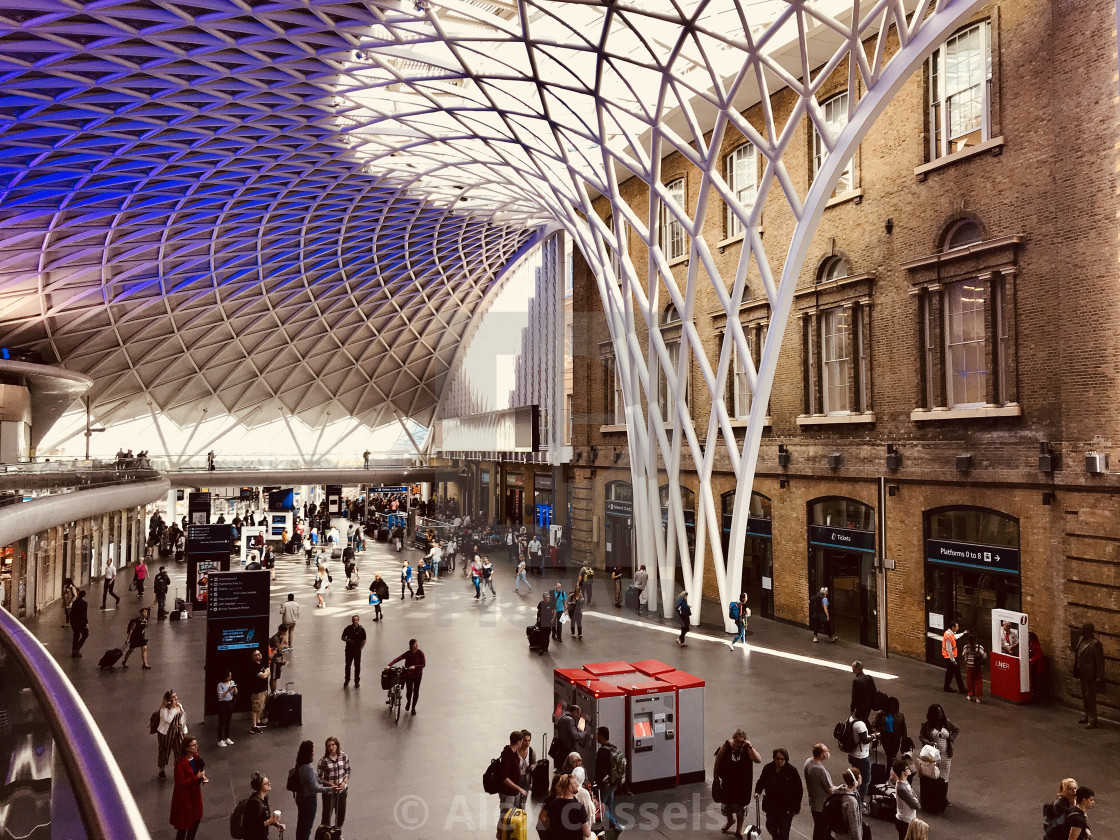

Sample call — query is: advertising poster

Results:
[204,571,271,716]
[990,608,1030,700]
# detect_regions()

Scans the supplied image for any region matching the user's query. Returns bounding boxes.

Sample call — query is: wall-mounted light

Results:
[573,451,582,462]
[1041,491,1054,505]
[827,453,842,470]
[1039,441,1059,472]
[888,484,900,497]
[886,443,901,471]
[1086,452,1109,474]
[590,446,599,462]
[778,443,791,468]
[885,218,894,235]
[613,451,622,463]
[955,454,973,471]
[779,478,789,489]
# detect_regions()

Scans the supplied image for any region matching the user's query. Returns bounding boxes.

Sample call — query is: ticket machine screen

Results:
[633,718,652,738]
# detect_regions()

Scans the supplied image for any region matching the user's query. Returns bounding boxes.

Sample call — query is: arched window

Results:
[817,255,848,283]
[662,303,681,324]
[942,219,983,251]
[606,481,633,503]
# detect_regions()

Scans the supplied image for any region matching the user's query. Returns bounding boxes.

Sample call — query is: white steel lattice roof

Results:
[0,0,952,443]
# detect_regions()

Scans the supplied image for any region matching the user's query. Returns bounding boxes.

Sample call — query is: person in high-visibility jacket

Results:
[941,619,966,693]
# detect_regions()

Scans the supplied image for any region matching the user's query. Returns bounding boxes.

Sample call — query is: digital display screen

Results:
[216,625,260,651]
[633,719,652,738]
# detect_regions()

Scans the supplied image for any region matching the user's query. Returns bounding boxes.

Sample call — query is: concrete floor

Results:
[28,539,1118,839]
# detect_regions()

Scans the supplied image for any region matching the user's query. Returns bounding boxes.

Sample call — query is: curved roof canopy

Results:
[0,0,894,438]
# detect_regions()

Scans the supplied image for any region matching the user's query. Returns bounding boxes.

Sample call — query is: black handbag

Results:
[712,776,723,803]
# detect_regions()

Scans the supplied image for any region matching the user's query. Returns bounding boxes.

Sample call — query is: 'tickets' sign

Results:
[926,539,1020,574]
[809,525,875,553]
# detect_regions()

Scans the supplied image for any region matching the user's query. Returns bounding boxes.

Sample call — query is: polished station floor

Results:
[32,540,1117,840]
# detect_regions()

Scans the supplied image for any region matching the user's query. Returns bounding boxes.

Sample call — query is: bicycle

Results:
[383,665,404,724]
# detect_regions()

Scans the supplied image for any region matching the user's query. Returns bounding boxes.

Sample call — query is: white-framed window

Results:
[812,92,853,194]
[605,354,625,425]
[731,342,751,419]
[944,279,987,408]
[658,339,682,420]
[606,213,624,283]
[820,307,852,414]
[565,393,573,444]
[929,20,992,159]
[725,142,757,237]
[659,178,686,260]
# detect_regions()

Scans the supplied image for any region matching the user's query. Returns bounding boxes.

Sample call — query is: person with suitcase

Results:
[316,736,350,838]
[917,704,957,812]
[754,747,803,840]
[495,731,531,809]
[633,565,648,615]
[891,759,921,840]
[248,649,270,734]
[714,728,762,837]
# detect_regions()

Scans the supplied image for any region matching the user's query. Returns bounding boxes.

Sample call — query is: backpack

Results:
[482,756,504,795]
[286,766,300,794]
[728,601,740,621]
[607,744,627,787]
[229,797,251,839]
[823,791,852,834]
[1044,810,1073,840]
[834,719,857,753]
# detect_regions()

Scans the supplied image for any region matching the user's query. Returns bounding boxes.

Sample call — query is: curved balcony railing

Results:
[0,461,160,506]
[0,606,151,839]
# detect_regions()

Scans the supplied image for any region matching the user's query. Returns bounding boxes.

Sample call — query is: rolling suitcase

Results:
[497,794,528,840]
[869,746,889,788]
[921,776,948,815]
[530,740,550,799]
[869,785,896,820]
[270,682,302,727]
[526,623,551,654]
[98,645,125,669]
[743,797,762,840]
[624,585,641,613]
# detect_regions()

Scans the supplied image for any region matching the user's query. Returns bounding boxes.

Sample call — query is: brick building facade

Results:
[564,0,1119,715]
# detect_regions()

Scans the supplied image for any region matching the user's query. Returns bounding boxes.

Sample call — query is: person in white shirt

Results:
[845,714,872,808]
[426,541,444,579]
[528,535,543,573]
[101,558,121,610]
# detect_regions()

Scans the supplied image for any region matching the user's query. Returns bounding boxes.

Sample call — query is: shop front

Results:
[721,490,774,619]
[808,497,878,648]
[604,481,634,575]
[923,506,1022,665]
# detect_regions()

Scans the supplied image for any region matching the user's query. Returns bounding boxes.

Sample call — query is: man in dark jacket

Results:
[497,731,528,809]
[69,589,89,657]
[850,660,877,723]
[153,566,171,619]
[1074,623,1106,729]
[754,747,803,840]
[553,705,590,759]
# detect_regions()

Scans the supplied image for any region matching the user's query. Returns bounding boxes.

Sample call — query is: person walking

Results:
[240,773,285,840]
[341,614,367,687]
[551,583,567,641]
[941,619,966,694]
[369,574,389,620]
[529,533,543,574]
[101,556,121,610]
[169,736,208,840]
[426,540,443,579]
[1065,786,1096,840]
[713,728,762,837]
[850,661,877,723]
[121,607,152,669]
[578,564,594,606]
[400,560,415,599]
[803,743,834,840]
[891,759,921,840]
[754,747,802,840]
[61,577,78,626]
[612,566,623,607]
[153,566,171,620]
[962,634,987,703]
[156,689,188,780]
[675,590,692,646]
[1074,622,1106,728]
[292,739,334,840]
[388,638,426,715]
[810,586,836,643]
[317,736,350,834]
[729,592,750,650]
[506,528,516,563]
[279,594,299,649]
[69,589,90,657]
[134,558,149,598]
[568,586,584,640]
[537,592,556,639]
[216,670,237,747]
[482,556,497,596]
[514,557,532,593]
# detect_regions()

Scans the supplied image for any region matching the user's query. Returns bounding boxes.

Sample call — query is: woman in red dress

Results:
[170,736,208,840]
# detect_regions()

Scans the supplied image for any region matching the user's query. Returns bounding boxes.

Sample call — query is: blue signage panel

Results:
[721,514,773,539]
[606,500,633,516]
[926,539,1020,574]
[809,524,876,553]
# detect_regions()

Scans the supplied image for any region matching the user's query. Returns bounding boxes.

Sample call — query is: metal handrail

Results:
[0,607,151,840]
